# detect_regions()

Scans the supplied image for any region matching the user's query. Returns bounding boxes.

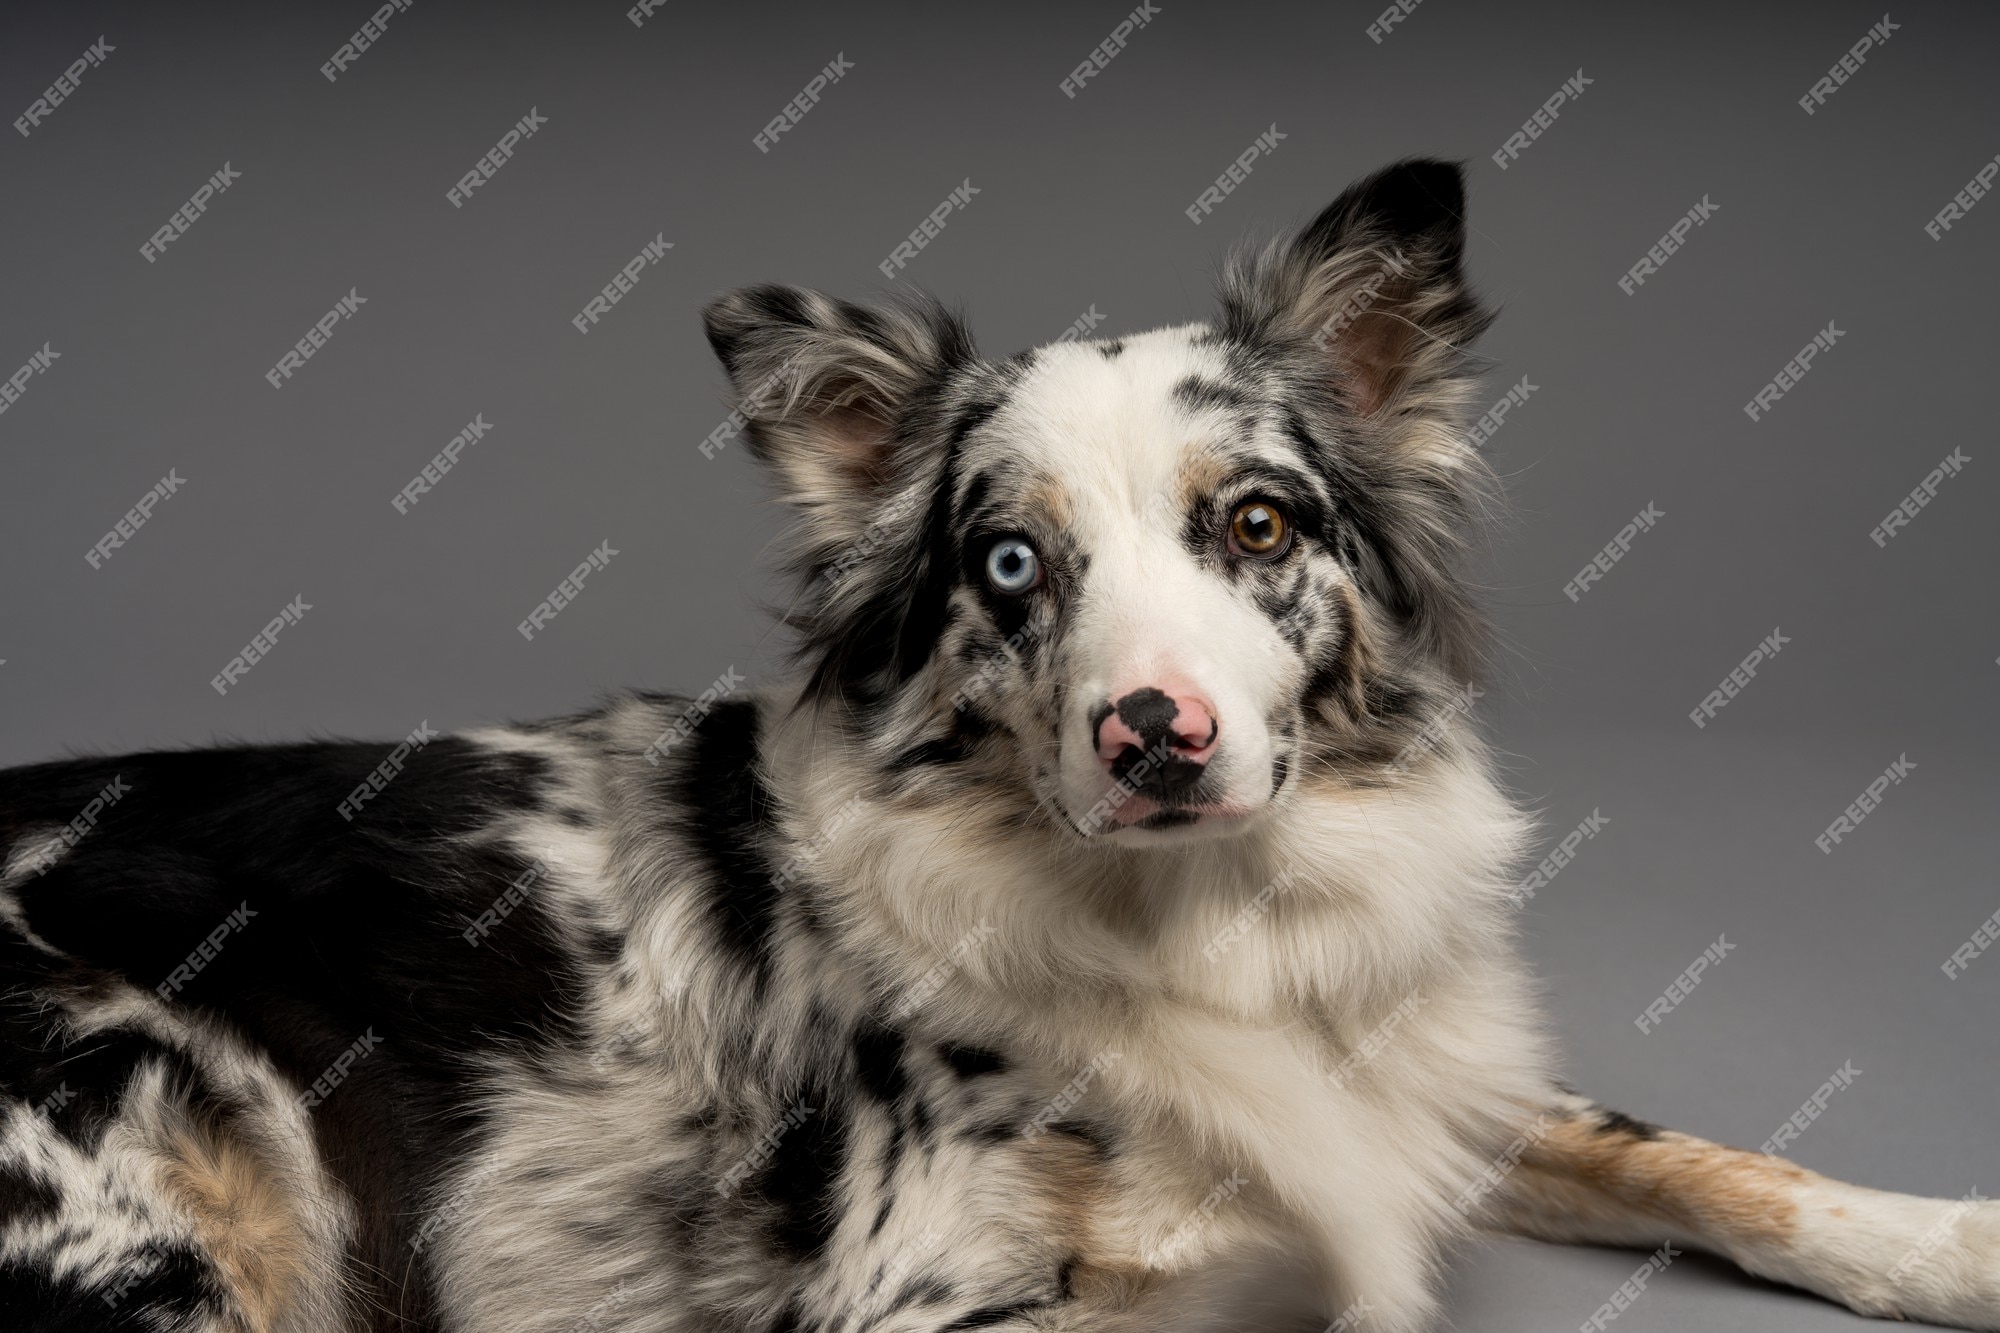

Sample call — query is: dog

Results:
[1,158,1993,1333]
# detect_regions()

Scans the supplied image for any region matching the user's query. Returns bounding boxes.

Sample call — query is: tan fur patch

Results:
[1524,1114,1807,1249]
[1022,471,1075,533]
[157,1114,315,1333]
[1173,447,1234,514]
[1023,1127,1111,1260]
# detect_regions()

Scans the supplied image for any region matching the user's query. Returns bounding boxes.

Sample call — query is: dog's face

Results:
[705,160,1495,847]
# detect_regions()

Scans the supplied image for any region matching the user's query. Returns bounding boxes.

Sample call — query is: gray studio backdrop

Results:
[2,1,1995,1328]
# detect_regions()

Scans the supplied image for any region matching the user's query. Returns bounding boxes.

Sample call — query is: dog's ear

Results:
[1218,157,1490,426]
[703,284,979,700]
[1219,160,1496,680]
[701,284,976,529]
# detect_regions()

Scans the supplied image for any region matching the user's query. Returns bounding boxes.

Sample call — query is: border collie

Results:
[2,159,1993,1333]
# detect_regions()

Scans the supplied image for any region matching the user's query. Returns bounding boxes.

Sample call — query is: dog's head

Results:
[705,159,1495,846]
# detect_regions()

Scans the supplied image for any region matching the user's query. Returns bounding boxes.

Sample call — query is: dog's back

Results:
[0,728,608,1328]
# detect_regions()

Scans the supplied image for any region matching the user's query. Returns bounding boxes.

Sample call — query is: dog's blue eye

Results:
[984,538,1041,595]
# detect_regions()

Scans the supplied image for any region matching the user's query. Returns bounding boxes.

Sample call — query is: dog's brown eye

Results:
[1228,501,1290,559]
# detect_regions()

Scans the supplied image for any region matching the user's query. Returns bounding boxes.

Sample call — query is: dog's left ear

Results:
[1221,160,1497,680]
[701,284,976,535]
[1218,157,1490,423]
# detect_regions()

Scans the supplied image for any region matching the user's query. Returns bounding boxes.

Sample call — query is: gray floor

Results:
[1439,724,1998,1331]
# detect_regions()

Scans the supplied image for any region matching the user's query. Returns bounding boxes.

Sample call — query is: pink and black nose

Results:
[1092,686,1218,799]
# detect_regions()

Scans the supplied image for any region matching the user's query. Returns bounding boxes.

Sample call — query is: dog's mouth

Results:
[1088,792,1259,835]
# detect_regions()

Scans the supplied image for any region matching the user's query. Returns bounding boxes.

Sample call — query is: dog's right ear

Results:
[1217,157,1490,424]
[701,284,976,531]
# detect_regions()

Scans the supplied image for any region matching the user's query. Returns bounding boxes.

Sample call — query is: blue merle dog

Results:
[3,160,1995,1333]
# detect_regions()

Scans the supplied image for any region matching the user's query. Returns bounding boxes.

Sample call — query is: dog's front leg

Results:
[1481,1089,2000,1329]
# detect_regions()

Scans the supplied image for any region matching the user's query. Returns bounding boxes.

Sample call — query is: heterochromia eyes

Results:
[984,537,1042,595]
[1228,500,1291,560]
[984,505,1286,592]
